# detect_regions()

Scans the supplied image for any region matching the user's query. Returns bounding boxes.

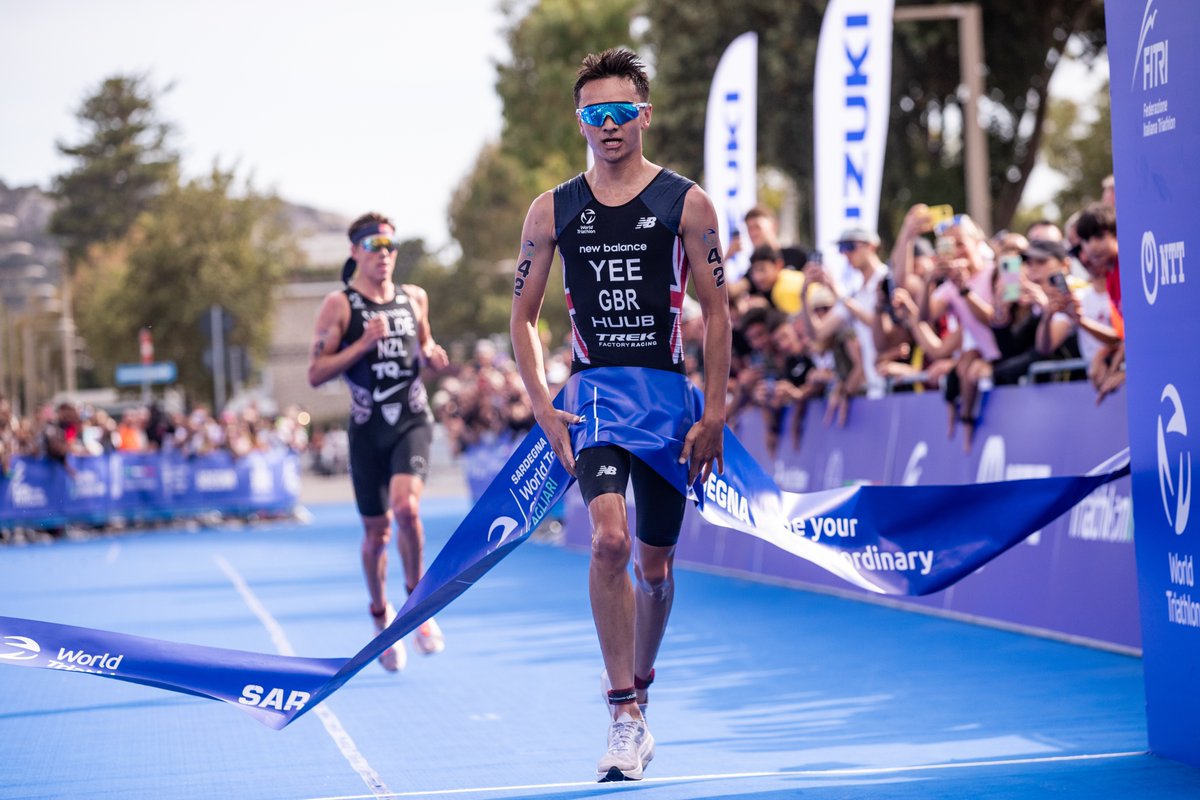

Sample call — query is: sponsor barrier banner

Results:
[0,449,300,526]
[1107,0,1200,766]
[0,369,1127,728]
[813,0,894,282]
[650,382,1138,649]
[704,31,758,283]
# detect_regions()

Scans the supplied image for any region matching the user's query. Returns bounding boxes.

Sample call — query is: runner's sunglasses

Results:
[358,235,399,253]
[575,101,649,127]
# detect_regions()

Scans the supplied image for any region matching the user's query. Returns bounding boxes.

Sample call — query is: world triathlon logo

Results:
[1157,384,1192,535]
[0,635,41,661]
[487,516,520,547]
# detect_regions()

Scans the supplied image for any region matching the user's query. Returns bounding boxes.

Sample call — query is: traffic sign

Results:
[115,361,177,386]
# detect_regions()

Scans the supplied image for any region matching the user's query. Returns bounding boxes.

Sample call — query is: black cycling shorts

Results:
[348,421,433,517]
[574,444,687,548]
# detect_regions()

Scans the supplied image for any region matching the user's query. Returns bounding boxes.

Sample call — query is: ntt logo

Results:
[0,635,41,661]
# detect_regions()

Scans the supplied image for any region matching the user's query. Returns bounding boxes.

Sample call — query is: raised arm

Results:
[308,291,361,387]
[402,283,449,369]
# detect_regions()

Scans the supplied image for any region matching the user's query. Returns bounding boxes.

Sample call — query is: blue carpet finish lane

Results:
[1,499,1197,799]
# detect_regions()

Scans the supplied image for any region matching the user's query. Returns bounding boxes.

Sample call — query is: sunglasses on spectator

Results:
[359,235,399,253]
[812,305,834,314]
[575,101,649,127]
[837,241,860,254]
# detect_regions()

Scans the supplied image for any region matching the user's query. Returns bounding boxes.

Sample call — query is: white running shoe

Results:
[596,712,655,782]
[372,603,406,672]
[414,617,445,655]
[600,669,647,716]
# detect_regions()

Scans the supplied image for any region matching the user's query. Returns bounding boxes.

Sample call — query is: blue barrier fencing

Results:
[0,449,301,528]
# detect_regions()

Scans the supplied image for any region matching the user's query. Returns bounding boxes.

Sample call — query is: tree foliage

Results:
[1041,80,1112,220]
[73,168,297,404]
[432,0,639,345]
[643,0,1108,245]
[49,75,179,265]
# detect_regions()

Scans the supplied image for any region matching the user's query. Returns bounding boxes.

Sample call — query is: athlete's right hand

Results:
[537,409,582,477]
[362,316,389,346]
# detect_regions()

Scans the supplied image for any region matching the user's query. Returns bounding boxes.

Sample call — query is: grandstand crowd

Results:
[1,179,1123,482]
[436,181,1124,458]
[0,398,312,478]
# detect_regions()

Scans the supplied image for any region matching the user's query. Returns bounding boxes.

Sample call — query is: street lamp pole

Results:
[893,3,992,232]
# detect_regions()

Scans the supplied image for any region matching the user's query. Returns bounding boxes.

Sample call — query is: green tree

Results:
[434,0,639,346]
[74,168,298,405]
[1041,80,1112,221]
[643,0,1108,243]
[49,74,179,263]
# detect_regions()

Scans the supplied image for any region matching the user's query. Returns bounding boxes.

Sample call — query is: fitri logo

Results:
[0,635,40,661]
[1157,384,1192,535]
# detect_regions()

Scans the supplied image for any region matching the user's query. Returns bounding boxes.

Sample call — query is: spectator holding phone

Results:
[924,214,999,445]
[803,226,888,398]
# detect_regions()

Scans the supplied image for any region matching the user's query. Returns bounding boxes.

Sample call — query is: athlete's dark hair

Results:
[348,212,393,242]
[1074,202,1117,241]
[574,48,650,106]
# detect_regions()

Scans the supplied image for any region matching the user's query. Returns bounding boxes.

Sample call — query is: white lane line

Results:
[296,750,1147,800]
[104,543,120,564]
[214,554,392,798]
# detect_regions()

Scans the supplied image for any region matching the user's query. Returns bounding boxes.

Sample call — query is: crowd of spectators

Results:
[0,397,312,478]
[434,176,1124,458]
[717,176,1124,453]
[1,177,1124,485]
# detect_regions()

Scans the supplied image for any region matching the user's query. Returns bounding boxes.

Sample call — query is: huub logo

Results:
[0,635,40,660]
[1157,384,1191,535]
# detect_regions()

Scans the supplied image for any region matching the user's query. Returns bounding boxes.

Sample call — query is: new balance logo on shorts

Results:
[634,216,657,230]
[596,465,618,477]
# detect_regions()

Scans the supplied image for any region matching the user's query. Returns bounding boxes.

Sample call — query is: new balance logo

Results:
[634,216,657,230]
[596,465,618,477]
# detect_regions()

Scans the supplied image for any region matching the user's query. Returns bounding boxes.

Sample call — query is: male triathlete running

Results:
[510,48,731,781]
[309,213,450,672]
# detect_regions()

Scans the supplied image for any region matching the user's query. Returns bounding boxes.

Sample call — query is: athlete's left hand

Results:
[680,416,724,487]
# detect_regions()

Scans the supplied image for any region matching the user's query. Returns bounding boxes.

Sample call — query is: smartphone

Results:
[1047,271,1069,294]
[927,204,954,231]
[935,235,956,258]
[880,273,898,321]
[999,254,1022,303]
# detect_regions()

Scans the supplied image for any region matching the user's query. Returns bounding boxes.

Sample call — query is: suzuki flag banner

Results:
[813,0,894,285]
[703,31,757,283]
[0,369,1127,729]
[1106,0,1200,768]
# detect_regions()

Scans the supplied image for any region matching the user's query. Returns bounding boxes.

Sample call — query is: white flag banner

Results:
[813,1,894,284]
[704,32,758,283]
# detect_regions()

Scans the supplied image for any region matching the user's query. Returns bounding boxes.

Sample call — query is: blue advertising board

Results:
[555,382,1137,650]
[1106,0,1200,767]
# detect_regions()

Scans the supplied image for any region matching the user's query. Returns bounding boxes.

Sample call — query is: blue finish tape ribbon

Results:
[0,368,1129,728]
